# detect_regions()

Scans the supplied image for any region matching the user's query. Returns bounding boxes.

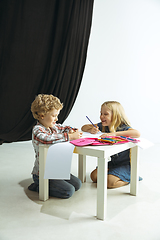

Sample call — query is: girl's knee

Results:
[90,168,97,183]
[107,174,128,188]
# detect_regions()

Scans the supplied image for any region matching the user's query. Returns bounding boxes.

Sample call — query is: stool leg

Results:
[97,157,107,220]
[78,154,86,183]
[130,146,139,196]
[39,146,49,201]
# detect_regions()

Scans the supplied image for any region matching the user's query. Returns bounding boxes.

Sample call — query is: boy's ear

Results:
[39,114,44,119]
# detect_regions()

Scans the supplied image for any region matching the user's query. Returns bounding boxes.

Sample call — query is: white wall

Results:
[64,0,160,143]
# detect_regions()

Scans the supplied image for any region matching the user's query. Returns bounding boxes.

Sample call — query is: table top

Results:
[74,141,136,158]
[39,141,137,158]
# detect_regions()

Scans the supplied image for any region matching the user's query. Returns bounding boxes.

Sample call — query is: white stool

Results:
[39,142,139,220]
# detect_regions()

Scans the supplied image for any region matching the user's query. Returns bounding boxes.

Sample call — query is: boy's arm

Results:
[58,124,82,139]
[33,126,69,144]
[58,125,72,133]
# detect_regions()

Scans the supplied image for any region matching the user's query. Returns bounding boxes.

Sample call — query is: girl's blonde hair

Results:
[101,101,131,132]
[31,94,63,120]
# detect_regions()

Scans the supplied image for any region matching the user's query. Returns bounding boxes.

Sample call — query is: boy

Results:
[28,94,82,198]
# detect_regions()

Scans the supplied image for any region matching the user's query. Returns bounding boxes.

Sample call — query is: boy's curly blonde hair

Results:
[31,94,63,120]
[101,101,131,132]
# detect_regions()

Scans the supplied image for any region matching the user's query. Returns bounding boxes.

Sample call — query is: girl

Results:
[81,101,141,189]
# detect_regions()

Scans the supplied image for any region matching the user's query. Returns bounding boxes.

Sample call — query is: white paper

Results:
[82,132,154,150]
[81,131,102,139]
[44,141,75,180]
[136,137,154,149]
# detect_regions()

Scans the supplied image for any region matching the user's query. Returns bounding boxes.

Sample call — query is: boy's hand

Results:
[69,128,78,134]
[68,130,83,140]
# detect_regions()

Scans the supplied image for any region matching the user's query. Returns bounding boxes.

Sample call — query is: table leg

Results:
[97,157,107,220]
[39,146,49,201]
[130,146,139,196]
[78,154,86,183]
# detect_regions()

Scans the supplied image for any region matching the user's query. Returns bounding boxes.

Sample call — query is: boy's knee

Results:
[49,184,75,199]
[75,179,82,191]
[28,183,39,192]
[65,185,75,198]
[67,174,82,191]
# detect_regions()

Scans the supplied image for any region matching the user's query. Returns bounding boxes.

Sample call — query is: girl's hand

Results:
[68,130,83,140]
[90,126,99,134]
[81,124,99,134]
[100,132,116,138]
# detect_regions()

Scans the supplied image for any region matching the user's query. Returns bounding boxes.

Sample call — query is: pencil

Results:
[86,116,97,128]
[70,127,77,132]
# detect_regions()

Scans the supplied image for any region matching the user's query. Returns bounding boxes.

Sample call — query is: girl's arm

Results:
[81,124,99,134]
[100,128,140,138]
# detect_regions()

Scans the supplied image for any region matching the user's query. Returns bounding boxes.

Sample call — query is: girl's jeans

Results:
[33,174,82,199]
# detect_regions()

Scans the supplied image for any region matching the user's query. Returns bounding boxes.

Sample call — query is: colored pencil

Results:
[86,116,97,128]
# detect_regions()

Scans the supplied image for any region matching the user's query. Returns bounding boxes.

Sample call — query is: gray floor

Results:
[0,141,160,240]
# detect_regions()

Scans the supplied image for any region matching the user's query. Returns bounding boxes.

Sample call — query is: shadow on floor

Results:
[19,178,160,221]
[18,178,96,220]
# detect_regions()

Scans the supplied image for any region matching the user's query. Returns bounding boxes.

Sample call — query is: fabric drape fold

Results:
[0,0,94,144]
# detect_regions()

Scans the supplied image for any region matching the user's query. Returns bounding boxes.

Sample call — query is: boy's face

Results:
[39,109,60,128]
[100,105,112,127]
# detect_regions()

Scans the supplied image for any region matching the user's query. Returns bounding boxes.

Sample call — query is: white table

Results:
[39,142,139,220]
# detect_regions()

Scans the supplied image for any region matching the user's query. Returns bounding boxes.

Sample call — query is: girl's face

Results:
[100,105,112,127]
[39,109,60,129]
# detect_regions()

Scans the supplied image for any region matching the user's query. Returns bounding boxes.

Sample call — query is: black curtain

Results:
[0,0,94,144]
